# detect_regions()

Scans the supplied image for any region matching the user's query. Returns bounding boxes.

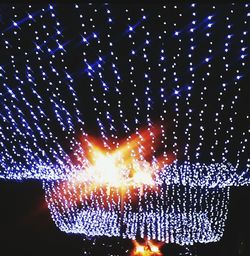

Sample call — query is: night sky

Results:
[0,3,250,256]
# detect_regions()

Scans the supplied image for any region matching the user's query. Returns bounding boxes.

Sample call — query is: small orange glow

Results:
[132,240,163,256]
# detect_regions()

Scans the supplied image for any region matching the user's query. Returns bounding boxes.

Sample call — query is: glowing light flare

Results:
[75,124,174,188]
[132,240,163,256]
[74,145,156,188]
[86,150,125,187]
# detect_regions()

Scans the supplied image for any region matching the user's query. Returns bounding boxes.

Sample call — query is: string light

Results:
[0,3,249,248]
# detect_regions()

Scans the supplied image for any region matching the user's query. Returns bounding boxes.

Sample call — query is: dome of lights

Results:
[0,3,249,246]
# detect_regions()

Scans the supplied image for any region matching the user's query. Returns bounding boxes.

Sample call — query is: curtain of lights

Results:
[0,3,249,246]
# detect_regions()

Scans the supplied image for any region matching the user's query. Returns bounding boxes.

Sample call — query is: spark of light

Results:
[72,124,174,189]
[132,240,163,256]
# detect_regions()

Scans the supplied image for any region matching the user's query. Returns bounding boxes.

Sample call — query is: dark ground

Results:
[0,180,249,256]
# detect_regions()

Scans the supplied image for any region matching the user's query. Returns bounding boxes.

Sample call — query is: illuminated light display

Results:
[0,2,249,250]
[43,172,230,244]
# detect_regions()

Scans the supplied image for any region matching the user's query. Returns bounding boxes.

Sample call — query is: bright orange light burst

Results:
[132,240,163,256]
[73,124,174,189]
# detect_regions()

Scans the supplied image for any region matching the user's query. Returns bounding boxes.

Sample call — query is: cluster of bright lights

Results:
[0,3,250,247]
[43,151,231,245]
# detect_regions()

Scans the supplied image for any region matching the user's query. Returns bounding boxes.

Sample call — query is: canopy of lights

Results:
[0,3,249,248]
